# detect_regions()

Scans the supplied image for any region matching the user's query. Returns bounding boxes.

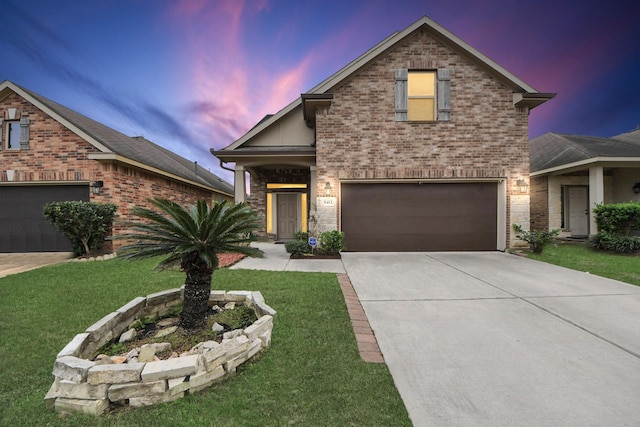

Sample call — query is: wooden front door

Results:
[277,194,298,240]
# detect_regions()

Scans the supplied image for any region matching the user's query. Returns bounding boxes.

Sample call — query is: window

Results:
[2,117,30,150]
[395,68,450,122]
[6,121,21,149]
[408,71,436,121]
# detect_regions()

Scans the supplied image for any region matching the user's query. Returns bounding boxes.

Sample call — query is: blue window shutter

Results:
[395,69,408,121]
[437,69,451,121]
[20,118,30,149]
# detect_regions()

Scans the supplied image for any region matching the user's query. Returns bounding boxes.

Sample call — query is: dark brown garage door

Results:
[0,185,89,252]
[341,182,497,251]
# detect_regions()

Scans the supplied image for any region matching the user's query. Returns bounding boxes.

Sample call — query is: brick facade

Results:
[530,176,549,231]
[1,91,221,252]
[315,29,531,247]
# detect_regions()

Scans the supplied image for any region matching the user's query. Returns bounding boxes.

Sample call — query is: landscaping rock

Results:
[154,326,177,338]
[108,380,166,401]
[55,397,109,416]
[119,328,137,343]
[212,322,224,333]
[53,356,96,383]
[141,354,199,382]
[138,346,156,362]
[87,362,144,385]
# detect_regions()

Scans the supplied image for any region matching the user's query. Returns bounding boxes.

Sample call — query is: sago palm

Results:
[116,198,262,332]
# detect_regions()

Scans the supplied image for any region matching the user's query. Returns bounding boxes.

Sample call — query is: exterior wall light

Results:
[516,179,528,194]
[324,181,332,196]
[91,180,104,194]
[633,182,640,194]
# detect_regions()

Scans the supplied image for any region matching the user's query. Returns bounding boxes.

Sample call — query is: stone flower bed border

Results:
[45,288,276,416]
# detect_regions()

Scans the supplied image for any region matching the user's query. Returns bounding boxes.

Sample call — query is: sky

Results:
[1,0,639,183]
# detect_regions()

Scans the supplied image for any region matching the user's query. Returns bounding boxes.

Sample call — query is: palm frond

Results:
[115,198,263,271]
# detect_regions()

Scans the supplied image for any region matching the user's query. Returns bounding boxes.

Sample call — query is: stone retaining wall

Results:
[45,288,276,415]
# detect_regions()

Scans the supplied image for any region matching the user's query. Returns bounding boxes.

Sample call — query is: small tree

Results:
[115,198,262,333]
[44,201,117,256]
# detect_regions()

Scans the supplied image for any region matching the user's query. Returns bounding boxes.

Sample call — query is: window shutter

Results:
[394,69,408,122]
[20,118,30,149]
[437,68,451,121]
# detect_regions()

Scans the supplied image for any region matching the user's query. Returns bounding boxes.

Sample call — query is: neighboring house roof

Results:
[0,80,233,196]
[530,131,640,175]
[216,15,555,154]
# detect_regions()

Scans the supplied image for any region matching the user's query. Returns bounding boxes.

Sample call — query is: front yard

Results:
[527,242,640,286]
[0,258,410,426]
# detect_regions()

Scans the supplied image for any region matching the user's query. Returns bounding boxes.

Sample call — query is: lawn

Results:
[0,258,410,426]
[528,242,640,286]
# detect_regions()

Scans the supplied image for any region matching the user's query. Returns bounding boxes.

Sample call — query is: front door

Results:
[277,194,298,240]
[567,186,589,236]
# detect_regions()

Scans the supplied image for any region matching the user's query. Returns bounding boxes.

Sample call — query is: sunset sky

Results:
[1,0,638,182]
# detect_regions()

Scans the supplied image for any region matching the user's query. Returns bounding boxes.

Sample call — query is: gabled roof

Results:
[530,132,640,174]
[0,80,233,196]
[219,15,555,152]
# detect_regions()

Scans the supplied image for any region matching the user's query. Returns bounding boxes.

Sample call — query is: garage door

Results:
[341,182,497,251]
[0,185,89,252]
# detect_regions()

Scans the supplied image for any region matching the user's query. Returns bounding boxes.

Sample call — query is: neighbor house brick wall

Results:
[530,176,549,231]
[315,29,531,248]
[1,91,217,251]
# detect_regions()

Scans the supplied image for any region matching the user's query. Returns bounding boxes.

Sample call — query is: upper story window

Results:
[1,115,30,150]
[408,71,436,121]
[6,120,22,149]
[395,68,451,122]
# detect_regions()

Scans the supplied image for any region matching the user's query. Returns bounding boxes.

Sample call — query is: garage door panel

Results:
[0,185,89,252]
[341,182,497,251]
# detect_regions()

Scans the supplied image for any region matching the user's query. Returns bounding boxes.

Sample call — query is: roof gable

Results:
[222,15,553,152]
[0,80,233,195]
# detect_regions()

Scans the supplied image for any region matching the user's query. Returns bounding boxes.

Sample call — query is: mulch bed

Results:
[218,253,246,268]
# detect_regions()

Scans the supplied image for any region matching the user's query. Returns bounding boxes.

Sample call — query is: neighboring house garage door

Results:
[341,182,497,251]
[0,185,89,252]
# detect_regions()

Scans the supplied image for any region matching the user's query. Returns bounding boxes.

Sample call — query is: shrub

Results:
[593,202,640,235]
[43,201,117,256]
[285,239,311,256]
[292,231,309,241]
[589,233,640,254]
[319,230,345,255]
[512,224,559,254]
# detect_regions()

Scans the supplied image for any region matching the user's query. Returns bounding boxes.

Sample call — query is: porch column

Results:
[234,165,246,203]
[588,165,604,235]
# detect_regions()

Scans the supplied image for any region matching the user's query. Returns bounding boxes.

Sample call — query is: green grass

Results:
[528,242,640,286]
[0,258,410,426]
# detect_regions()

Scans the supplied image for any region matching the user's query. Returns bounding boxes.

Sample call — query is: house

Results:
[530,129,640,237]
[212,16,555,251]
[0,80,234,253]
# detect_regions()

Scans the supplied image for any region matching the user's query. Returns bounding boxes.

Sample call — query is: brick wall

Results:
[1,91,216,251]
[315,29,531,248]
[530,176,549,231]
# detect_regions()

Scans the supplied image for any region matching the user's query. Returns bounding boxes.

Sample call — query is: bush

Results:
[43,201,117,256]
[589,233,640,254]
[512,224,559,254]
[593,202,640,235]
[292,231,309,241]
[284,239,311,256]
[319,230,345,255]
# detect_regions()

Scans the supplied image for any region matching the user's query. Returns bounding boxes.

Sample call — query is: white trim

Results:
[497,180,507,251]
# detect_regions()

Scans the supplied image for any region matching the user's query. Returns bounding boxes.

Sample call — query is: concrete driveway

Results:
[0,252,72,278]
[341,252,640,426]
